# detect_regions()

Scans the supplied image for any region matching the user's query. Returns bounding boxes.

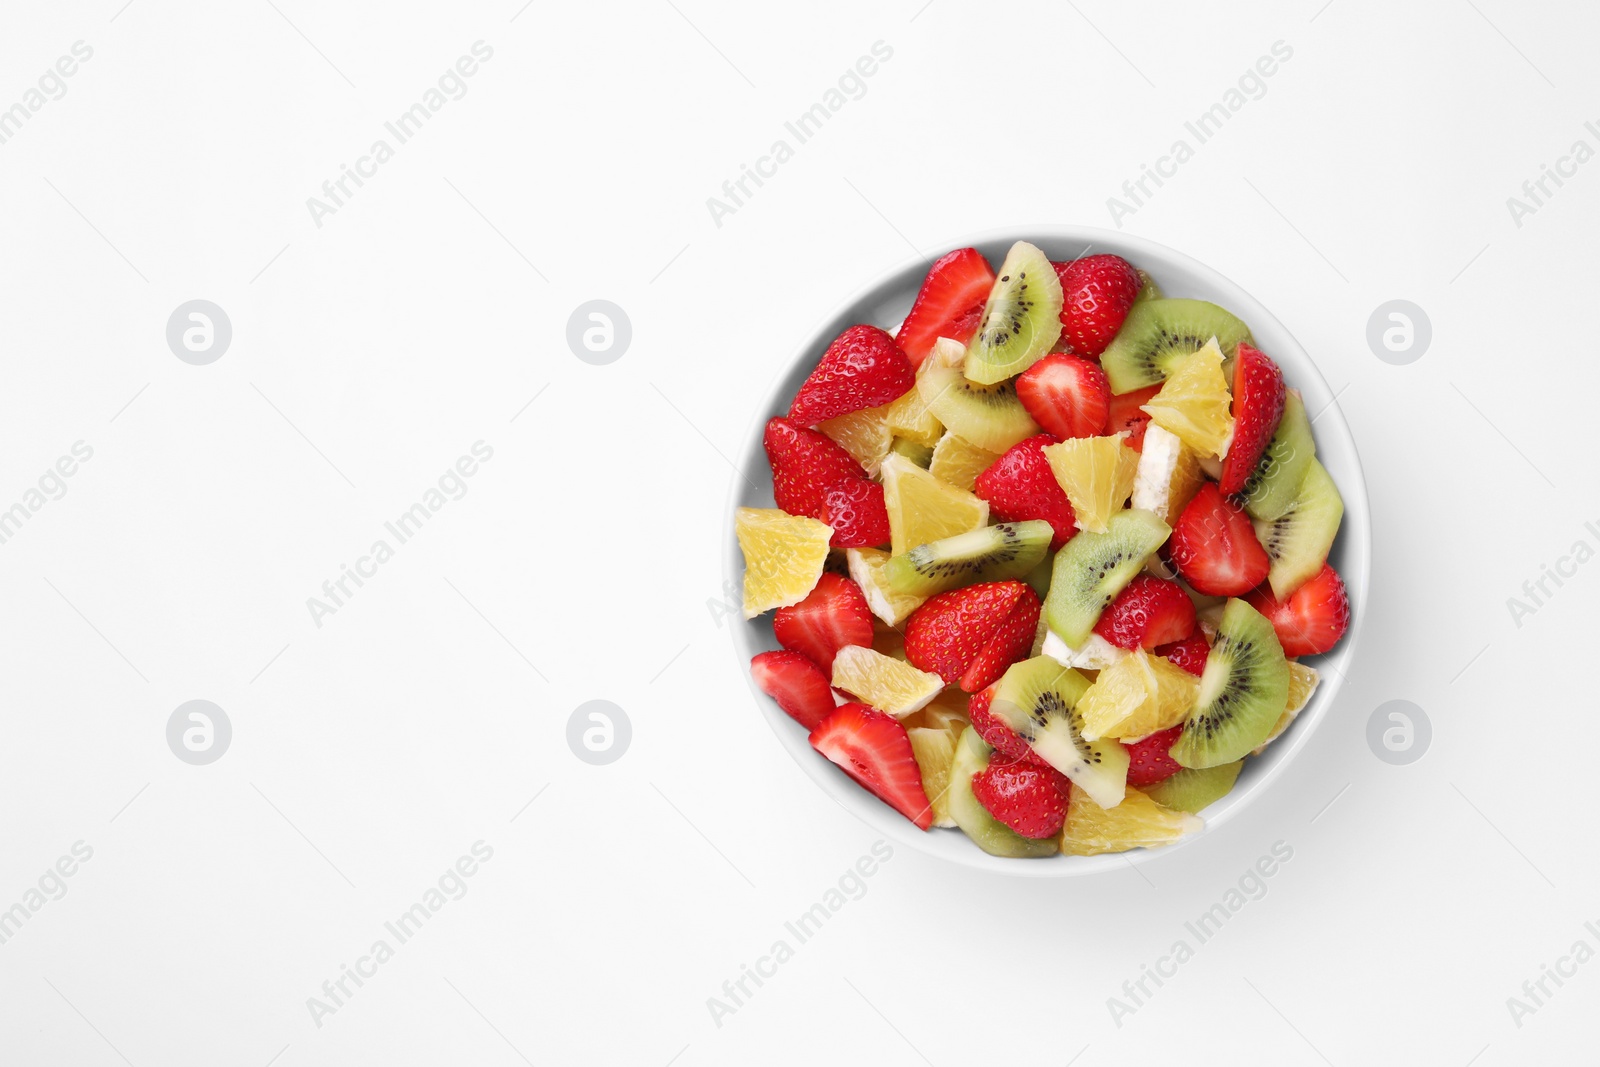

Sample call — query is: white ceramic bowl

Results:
[725,226,1369,876]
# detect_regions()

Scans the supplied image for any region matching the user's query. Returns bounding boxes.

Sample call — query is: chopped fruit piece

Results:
[809,703,933,829]
[928,432,1000,492]
[1077,648,1200,741]
[1218,342,1286,495]
[845,547,927,626]
[1155,631,1211,677]
[972,756,1072,838]
[894,247,996,368]
[750,650,836,730]
[1016,353,1111,439]
[1133,270,1162,302]
[1040,629,1130,671]
[883,384,944,447]
[736,507,833,617]
[764,417,867,521]
[1042,434,1140,534]
[1107,383,1162,452]
[958,590,1042,692]
[1169,484,1271,597]
[772,573,874,672]
[790,325,916,426]
[880,451,989,556]
[1252,461,1344,599]
[1254,661,1321,754]
[1052,254,1143,357]
[891,438,934,467]
[1124,726,1184,787]
[964,242,1064,384]
[973,434,1078,549]
[1245,563,1350,656]
[906,725,960,827]
[1130,423,1206,526]
[830,645,945,717]
[917,339,1041,453]
[886,520,1052,598]
[818,478,891,549]
[1060,784,1201,856]
[947,727,1059,857]
[1045,508,1171,647]
[1093,574,1198,650]
[903,580,1040,691]
[1171,599,1289,769]
[1101,298,1253,394]
[1235,389,1314,522]
[1141,761,1243,814]
[967,683,1043,764]
[818,404,894,478]
[991,656,1129,808]
[1141,339,1235,458]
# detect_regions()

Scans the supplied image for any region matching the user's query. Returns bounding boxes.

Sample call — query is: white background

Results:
[0,0,1594,1064]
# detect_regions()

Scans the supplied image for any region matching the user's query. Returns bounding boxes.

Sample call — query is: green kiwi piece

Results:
[1141,761,1243,814]
[886,520,1052,597]
[1101,299,1253,394]
[1253,460,1343,599]
[1171,599,1288,769]
[1044,508,1171,647]
[916,359,1040,454]
[991,655,1129,808]
[890,437,934,468]
[1134,269,1162,303]
[947,726,1060,858]
[1235,390,1315,522]
[963,241,1063,385]
[1023,548,1055,602]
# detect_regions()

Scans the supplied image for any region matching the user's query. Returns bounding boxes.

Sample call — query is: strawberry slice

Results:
[773,573,874,672]
[1106,384,1162,452]
[789,324,915,426]
[1169,483,1271,596]
[1053,255,1143,357]
[894,248,996,369]
[972,434,1077,549]
[810,703,933,829]
[903,581,1039,691]
[1219,342,1286,495]
[971,756,1072,838]
[1093,574,1197,650]
[819,478,890,549]
[1155,632,1211,677]
[1245,564,1350,657]
[958,589,1041,692]
[968,685,1048,766]
[751,650,837,730]
[1125,726,1184,787]
[764,417,865,518]
[1016,353,1111,439]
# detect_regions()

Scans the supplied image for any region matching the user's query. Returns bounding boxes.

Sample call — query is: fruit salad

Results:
[736,241,1352,859]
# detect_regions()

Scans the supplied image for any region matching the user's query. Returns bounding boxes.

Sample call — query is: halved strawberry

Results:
[789,324,915,426]
[903,581,1039,691]
[968,684,1048,765]
[751,650,837,730]
[972,434,1077,549]
[1093,574,1197,650]
[773,574,874,672]
[764,417,866,519]
[1155,632,1211,677]
[1245,564,1350,657]
[971,756,1072,838]
[1016,353,1111,439]
[1169,483,1270,596]
[819,478,890,549]
[1106,384,1162,452]
[1125,726,1184,787]
[1053,255,1142,357]
[810,703,933,829]
[958,589,1041,692]
[894,248,996,369]
[1219,342,1286,495]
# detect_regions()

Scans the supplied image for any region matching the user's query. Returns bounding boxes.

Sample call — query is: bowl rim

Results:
[724,223,1370,877]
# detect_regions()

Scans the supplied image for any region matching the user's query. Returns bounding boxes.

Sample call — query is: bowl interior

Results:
[726,226,1369,877]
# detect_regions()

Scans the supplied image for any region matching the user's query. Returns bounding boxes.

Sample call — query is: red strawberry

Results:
[789,325,915,426]
[819,478,890,548]
[968,685,1048,765]
[764,417,865,518]
[1219,342,1286,495]
[1016,354,1111,439]
[1125,726,1184,787]
[971,756,1071,838]
[1169,484,1270,596]
[1053,255,1142,357]
[1245,564,1350,657]
[1106,384,1162,452]
[810,703,933,829]
[895,248,995,369]
[1093,575,1197,650]
[1156,632,1211,677]
[773,574,873,672]
[751,650,837,730]
[972,434,1077,549]
[958,590,1041,692]
[903,581,1040,691]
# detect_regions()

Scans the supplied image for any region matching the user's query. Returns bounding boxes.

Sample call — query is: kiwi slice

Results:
[1141,761,1243,814]
[1171,599,1288,769]
[886,520,1052,597]
[1044,508,1170,647]
[1100,299,1253,394]
[1023,548,1055,602]
[991,655,1129,808]
[1252,460,1343,599]
[1134,270,1162,303]
[947,726,1060,858]
[890,437,934,468]
[1235,390,1314,521]
[963,242,1063,385]
[917,359,1040,454]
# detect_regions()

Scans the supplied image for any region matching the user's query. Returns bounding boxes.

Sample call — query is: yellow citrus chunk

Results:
[907,725,958,827]
[1141,339,1235,458]
[880,452,989,555]
[883,384,943,447]
[846,547,927,627]
[819,404,894,478]
[1042,435,1140,534]
[735,507,831,618]
[929,432,1001,493]
[1130,423,1207,527]
[1060,784,1202,856]
[831,645,944,717]
[1253,661,1321,754]
[1077,648,1199,740]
